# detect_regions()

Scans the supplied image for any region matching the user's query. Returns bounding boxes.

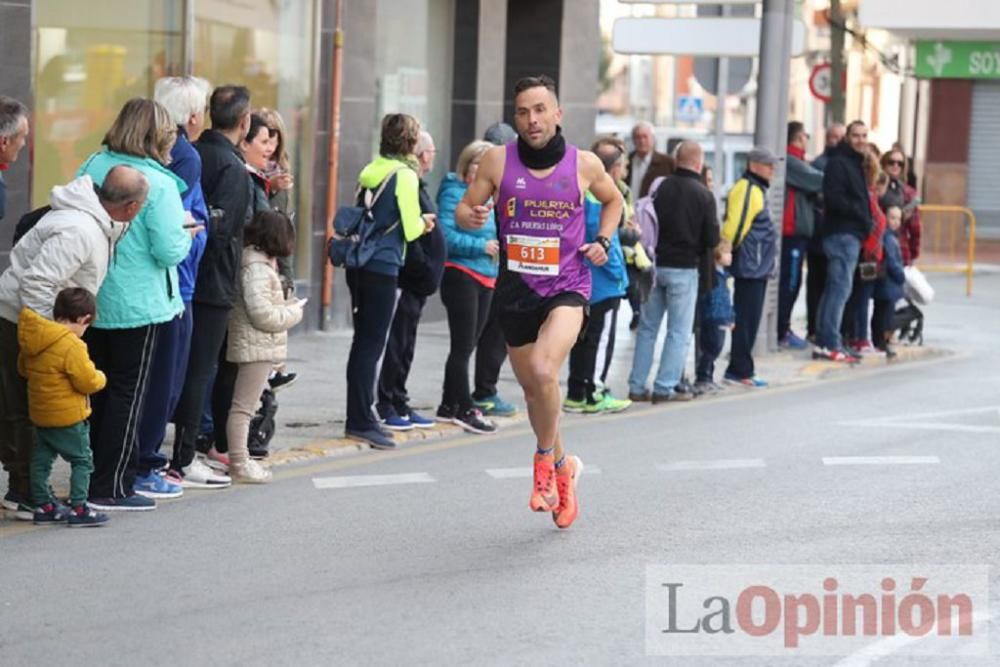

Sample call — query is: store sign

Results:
[916,41,1000,79]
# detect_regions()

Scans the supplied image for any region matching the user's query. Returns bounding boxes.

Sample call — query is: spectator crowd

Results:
[0,82,923,526]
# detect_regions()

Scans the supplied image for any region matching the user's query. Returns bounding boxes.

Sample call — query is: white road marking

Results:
[822,456,940,466]
[840,422,1000,435]
[656,459,766,471]
[312,472,436,489]
[485,466,602,479]
[838,405,1000,434]
[831,610,991,666]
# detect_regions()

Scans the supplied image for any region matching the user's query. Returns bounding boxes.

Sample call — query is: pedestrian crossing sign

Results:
[677,95,704,123]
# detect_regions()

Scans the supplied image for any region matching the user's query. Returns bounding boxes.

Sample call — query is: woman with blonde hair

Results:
[842,148,888,355]
[434,139,498,434]
[77,97,198,510]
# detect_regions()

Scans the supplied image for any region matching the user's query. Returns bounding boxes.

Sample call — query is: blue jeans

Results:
[777,236,807,339]
[629,267,698,395]
[816,233,860,351]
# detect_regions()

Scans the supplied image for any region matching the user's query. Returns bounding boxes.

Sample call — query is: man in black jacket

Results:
[170,85,254,484]
[628,141,719,403]
[806,122,845,339]
[814,120,872,362]
[375,130,446,429]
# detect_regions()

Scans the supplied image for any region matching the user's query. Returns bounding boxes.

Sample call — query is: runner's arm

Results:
[455,146,502,230]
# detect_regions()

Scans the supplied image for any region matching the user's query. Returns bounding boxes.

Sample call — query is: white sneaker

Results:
[181,459,232,489]
[230,459,273,484]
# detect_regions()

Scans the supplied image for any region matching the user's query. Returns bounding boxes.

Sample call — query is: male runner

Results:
[456,76,623,529]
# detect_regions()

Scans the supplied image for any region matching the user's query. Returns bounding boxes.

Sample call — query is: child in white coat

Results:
[226,211,304,483]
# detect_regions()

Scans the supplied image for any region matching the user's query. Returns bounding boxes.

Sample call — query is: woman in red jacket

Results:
[880,148,921,265]
[842,148,887,355]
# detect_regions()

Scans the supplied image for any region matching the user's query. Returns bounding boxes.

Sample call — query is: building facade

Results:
[0,0,600,328]
[861,0,1000,237]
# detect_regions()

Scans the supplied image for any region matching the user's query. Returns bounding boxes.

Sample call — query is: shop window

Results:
[33,1,184,204]
[374,0,454,187]
[194,0,319,280]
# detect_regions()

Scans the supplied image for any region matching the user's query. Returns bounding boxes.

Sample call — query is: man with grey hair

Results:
[629,141,719,402]
[626,121,673,198]
[0,96,30,223]
[0,166,147,516]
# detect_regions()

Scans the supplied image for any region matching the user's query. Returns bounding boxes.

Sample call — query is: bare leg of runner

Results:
[507,306,584,527]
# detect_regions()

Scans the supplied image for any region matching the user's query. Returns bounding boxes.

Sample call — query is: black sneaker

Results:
[268,371,297,392]
[195,432,214,455]
[68,505,109,528]
[2,489,29,512]
[436,404,457,423]
[652,391,693,404]
[675,379,702,397]
[452,408,497,435]
[33,503,70,525]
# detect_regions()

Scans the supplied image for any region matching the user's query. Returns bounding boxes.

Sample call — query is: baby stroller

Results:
[248,388,278,459]
[893,266,933,346]
[891,299,924,345]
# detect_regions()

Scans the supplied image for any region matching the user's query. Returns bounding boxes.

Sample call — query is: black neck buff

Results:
[517,126,566,170]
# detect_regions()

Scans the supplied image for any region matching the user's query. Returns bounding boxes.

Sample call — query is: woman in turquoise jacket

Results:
[77,98,193,510]
[434,140,498,434]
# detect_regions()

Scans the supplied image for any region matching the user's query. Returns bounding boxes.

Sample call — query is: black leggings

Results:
[567,297,620,402]
[345,269,398,432]
[440,267,493,413]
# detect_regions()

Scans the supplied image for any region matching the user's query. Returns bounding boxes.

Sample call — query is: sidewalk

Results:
[0,297,946,502]
[259,303,946,467]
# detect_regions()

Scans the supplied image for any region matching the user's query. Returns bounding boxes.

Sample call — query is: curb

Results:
[264,344,946,470]
[266,413,528,469]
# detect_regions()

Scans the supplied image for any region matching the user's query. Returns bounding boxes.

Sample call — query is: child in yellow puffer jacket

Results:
[18,288,109,527]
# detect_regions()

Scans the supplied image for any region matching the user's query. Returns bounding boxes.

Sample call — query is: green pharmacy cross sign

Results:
[916,41,1000,79]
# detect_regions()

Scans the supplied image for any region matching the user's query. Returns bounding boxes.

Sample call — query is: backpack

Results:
[247,388,278,459]
[728,181,777,280]
[12,205,52,245]
[633,192,659,263]
[327,168,402,269]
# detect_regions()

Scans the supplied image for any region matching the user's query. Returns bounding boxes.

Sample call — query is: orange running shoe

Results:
[529,452,559,512]
[553,456,583,529]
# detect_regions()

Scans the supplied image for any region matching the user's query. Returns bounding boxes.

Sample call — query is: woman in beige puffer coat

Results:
[226,211,304,483]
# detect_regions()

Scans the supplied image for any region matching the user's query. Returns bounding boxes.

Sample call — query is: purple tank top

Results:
[497,143,590,300]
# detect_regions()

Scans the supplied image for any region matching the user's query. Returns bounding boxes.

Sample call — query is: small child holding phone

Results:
[225,211,305,483]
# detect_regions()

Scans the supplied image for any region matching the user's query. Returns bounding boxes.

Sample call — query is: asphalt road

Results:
[2,272,999,666]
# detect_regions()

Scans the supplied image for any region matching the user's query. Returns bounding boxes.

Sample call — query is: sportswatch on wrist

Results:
[594,235,611,252]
